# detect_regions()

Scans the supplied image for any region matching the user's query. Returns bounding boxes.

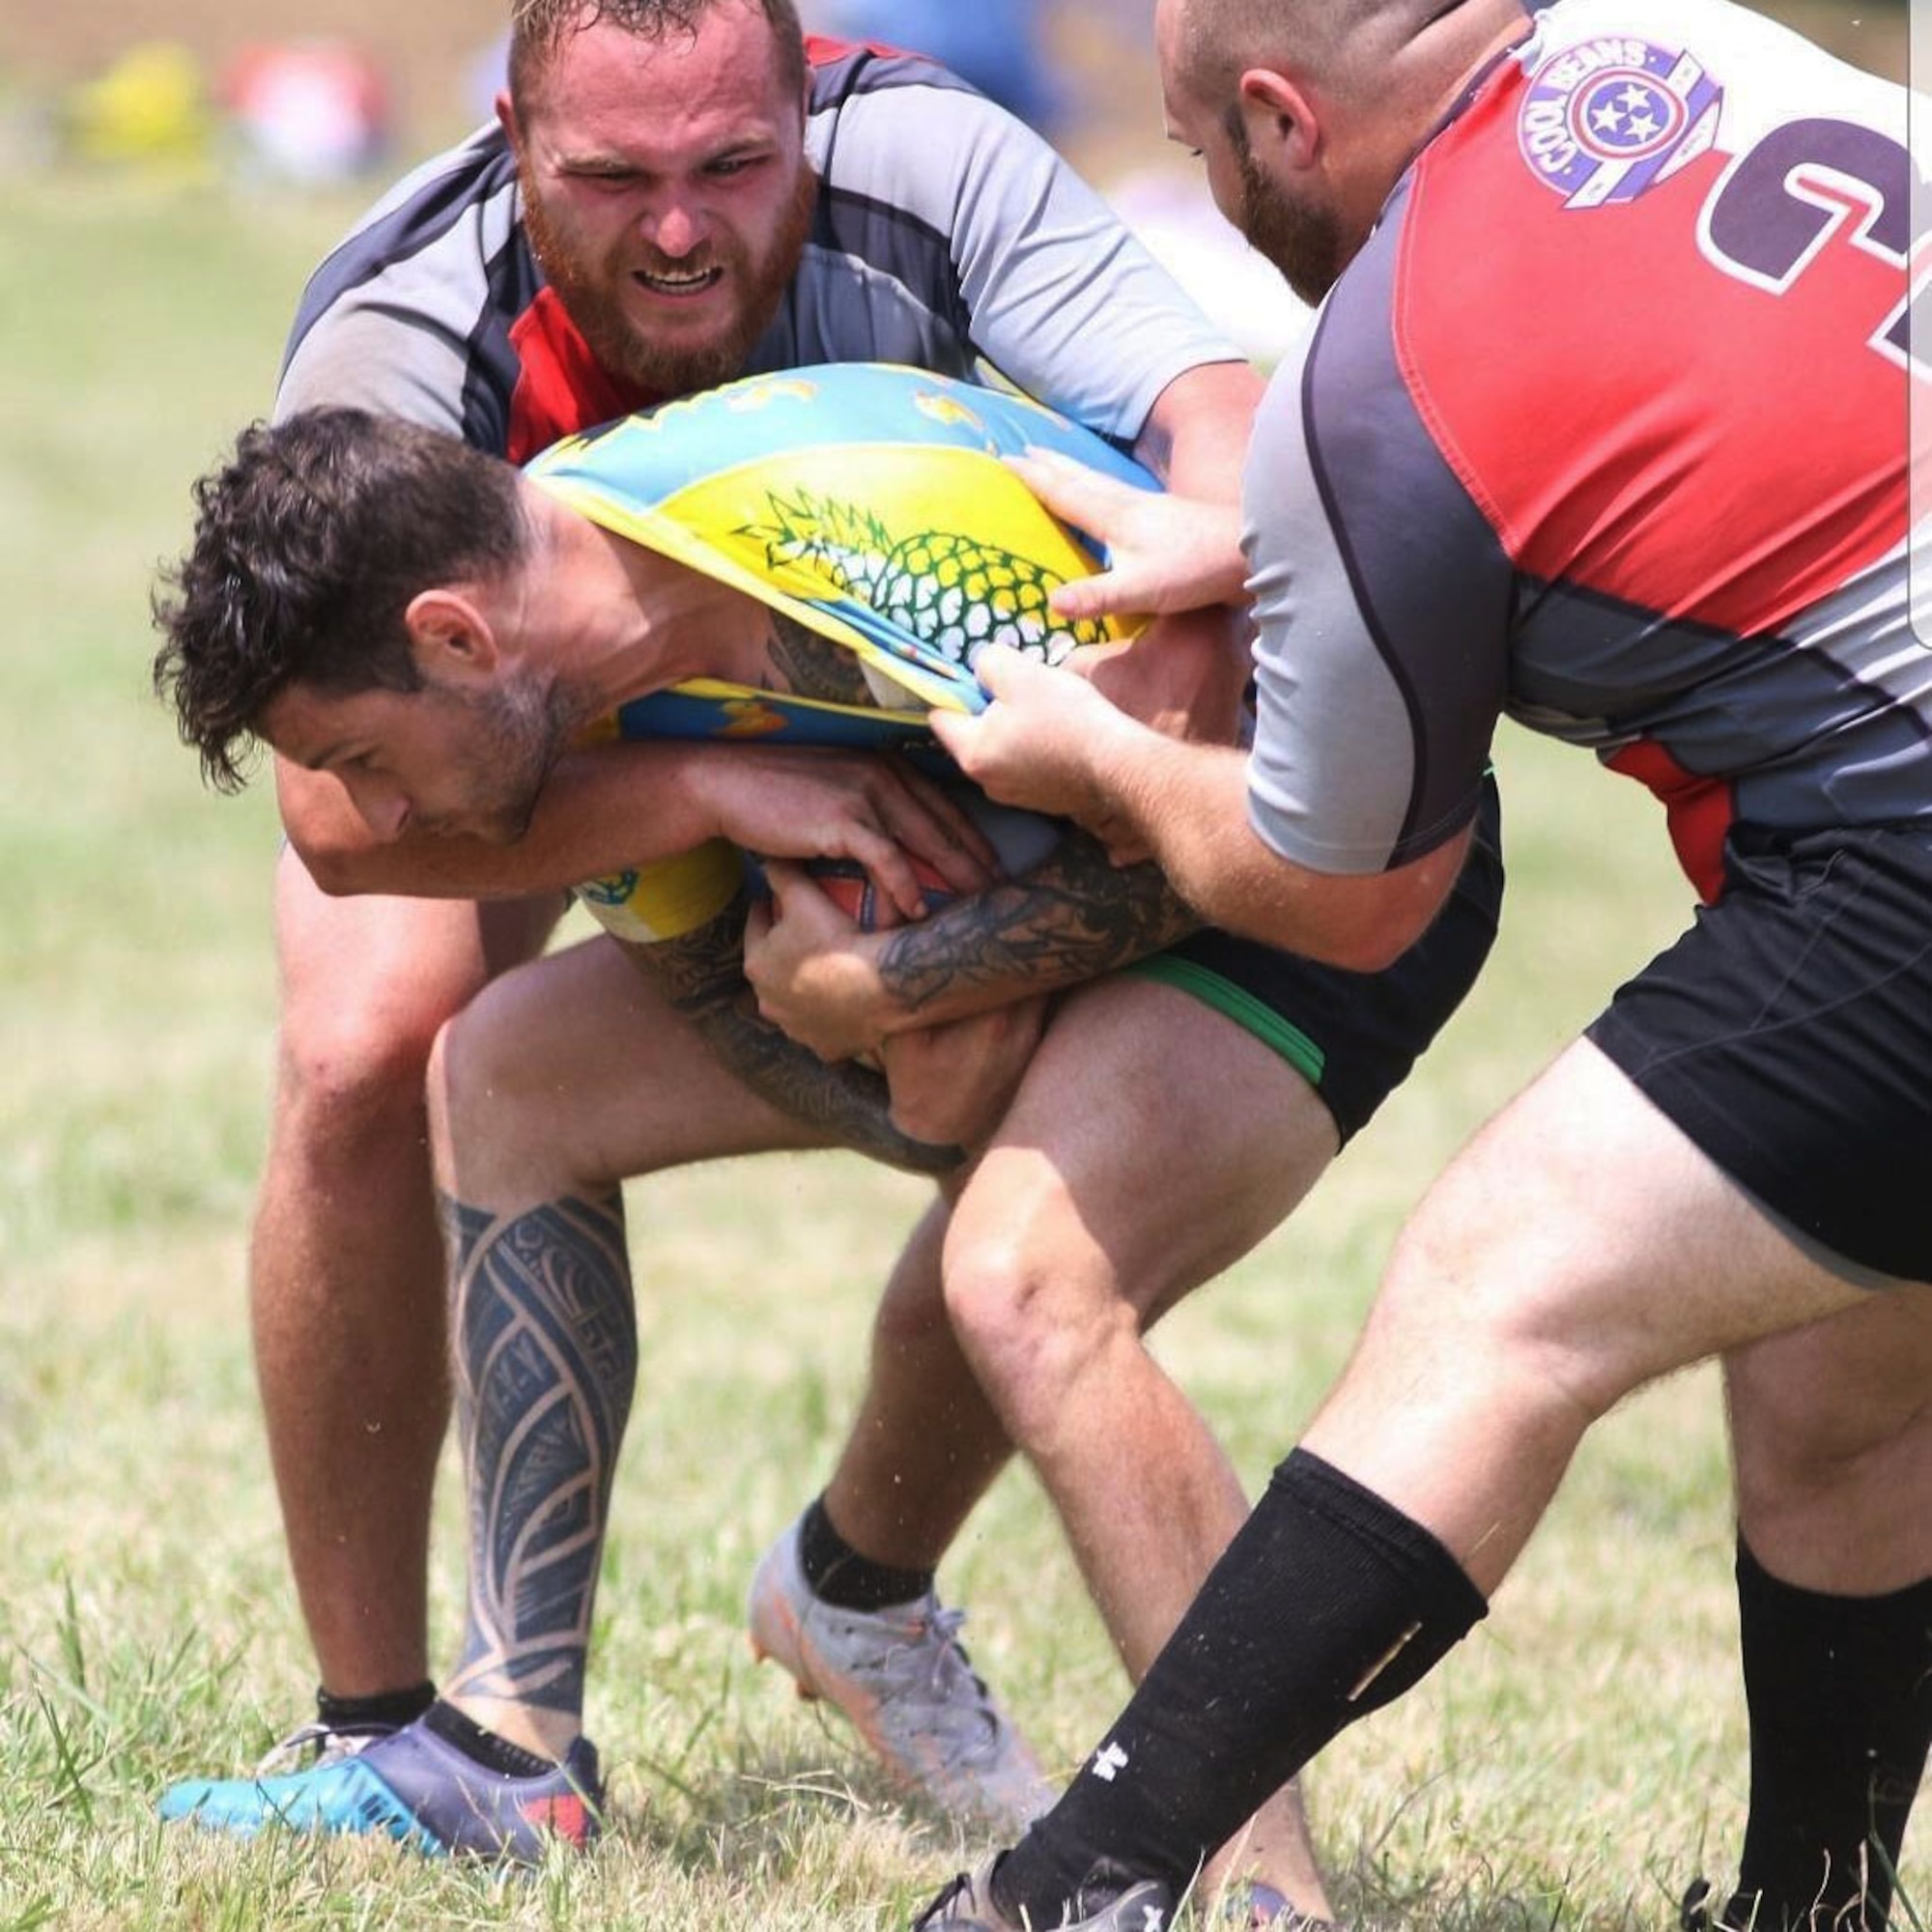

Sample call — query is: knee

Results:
[275,988,454,1156]
[1732,1381,1930,1516]
[1728,1312,1932,1514]
[943,1211,1131,1421]
[1366,1225,1634,1439]
[425,986,546,1162]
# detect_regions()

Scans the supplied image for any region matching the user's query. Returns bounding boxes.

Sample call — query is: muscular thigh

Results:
[1369,1037,1877,1412]
[433,931,838,1210]
[1366,825,1932,1413]
[947,787,1502,1322]
[953,973,1342,1326]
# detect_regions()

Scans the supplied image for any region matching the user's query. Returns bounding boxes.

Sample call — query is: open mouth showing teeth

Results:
[635,267,723,296]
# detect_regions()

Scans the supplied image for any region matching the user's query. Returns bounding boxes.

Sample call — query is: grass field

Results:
[0,174,1919,1930]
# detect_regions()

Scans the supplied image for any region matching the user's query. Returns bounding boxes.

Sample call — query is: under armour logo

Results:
[1091,1741,1129,1782]
[1140,1910,1166,1932]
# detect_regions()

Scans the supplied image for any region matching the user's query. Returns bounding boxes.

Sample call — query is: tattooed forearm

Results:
[439,1187,638,1719]
[874,827,1201,1019]
[766,611,874,705]
[625,897,964,1176]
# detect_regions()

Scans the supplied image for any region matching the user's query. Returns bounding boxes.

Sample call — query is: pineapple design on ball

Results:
[739,488,1111,672]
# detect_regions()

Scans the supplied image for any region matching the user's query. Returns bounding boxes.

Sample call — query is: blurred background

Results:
[0,0,1909,367]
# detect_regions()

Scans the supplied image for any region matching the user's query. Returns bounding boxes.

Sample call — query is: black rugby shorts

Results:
[1587,822,1932,1284]
[1131,776,1504,1145]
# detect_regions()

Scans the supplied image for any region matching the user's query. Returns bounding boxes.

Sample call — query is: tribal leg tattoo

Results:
[440,1188,639,1723]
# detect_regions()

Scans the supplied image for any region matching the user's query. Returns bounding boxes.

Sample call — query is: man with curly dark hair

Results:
[153,379,1499,1899]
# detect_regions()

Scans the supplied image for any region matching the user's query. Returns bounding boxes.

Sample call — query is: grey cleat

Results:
[912,1855,1178,1931]
[748,1516,1055,1831]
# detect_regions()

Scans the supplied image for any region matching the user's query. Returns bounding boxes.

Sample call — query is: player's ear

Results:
[1237,66,1320,171]
[405,587,502,682]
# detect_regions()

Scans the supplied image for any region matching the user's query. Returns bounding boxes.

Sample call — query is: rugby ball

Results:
[804,855,955,930]
[802,789,1063,931]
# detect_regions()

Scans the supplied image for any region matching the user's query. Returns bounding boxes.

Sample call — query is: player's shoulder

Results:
[805,33,1059,192]
[277,123,528,437]
[1356,0,1910,622]
[1420,0,1905,231]
[1513,0,1903,117]
[295,124,520,312]
[1366,0,1908,416]
[804,35,980,106]
[1414,0,1903,207]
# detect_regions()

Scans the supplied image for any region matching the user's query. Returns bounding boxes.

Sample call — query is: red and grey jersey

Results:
[1244,0,1925,900]
[274,38,1236,463]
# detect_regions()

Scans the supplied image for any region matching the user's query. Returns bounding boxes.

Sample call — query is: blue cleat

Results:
[158,1711,602,1862]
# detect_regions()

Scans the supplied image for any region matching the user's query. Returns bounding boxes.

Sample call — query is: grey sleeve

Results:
[1243,217,1514,877]
[271,134,520,439]
[276,304,474,432]
[821,84,1243,441]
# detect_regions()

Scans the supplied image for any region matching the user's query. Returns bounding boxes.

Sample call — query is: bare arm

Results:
[1093,733,1470,972]
[280,738,992,920]
[624,891,966,1177]
[1131,358,1264,501]
[277,744,721,897]
[873,831,1196,1014]
[930,647,1467,973]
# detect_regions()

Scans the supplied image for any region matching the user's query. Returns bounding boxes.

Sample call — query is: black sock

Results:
[315,1680,435,1732]
[1724,1541,1932,1930]
[994,1449,1487,1920]
[797,1494,936,1612]
[421,1698,559,1778]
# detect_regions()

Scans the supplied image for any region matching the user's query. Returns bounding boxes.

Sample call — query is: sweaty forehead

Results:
[519,11,792,143]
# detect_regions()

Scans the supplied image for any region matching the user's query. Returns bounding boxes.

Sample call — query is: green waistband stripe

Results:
[1123,954,1326,1088]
